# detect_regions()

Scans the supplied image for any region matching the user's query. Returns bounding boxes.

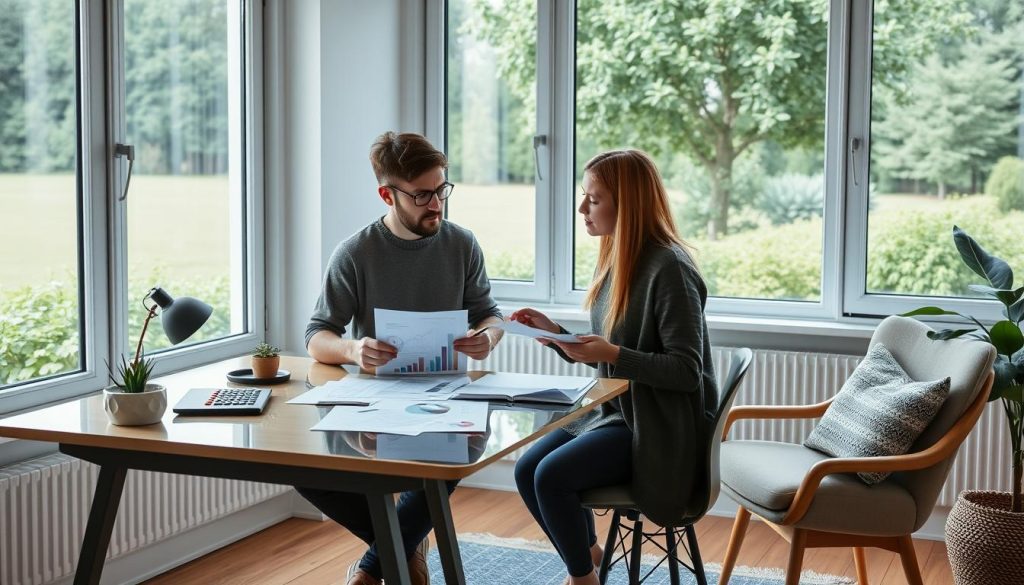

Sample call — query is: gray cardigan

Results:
[558,242,718,526]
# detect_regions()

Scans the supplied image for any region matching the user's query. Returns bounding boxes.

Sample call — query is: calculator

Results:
[172,387,271,416]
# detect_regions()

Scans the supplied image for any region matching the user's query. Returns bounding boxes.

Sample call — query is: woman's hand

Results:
[508,308,560,334]
[543,334,620,364]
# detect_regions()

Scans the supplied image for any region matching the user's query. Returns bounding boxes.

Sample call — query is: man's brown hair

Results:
[369,131,448,184]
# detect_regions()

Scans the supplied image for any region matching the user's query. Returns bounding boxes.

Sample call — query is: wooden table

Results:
[0,356,628,585]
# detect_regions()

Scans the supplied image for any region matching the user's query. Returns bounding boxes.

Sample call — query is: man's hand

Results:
[453,328,494,361]
[354,337,398,369]
[542,334,619,364]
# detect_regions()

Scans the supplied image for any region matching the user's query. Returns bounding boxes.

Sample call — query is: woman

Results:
[511,149,718,585]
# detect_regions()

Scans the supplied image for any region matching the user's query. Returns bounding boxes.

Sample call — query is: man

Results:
[301,131,504,585]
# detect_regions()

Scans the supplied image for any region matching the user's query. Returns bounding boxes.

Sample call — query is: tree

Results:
[873,43,1019,197]
[473,0,973,238]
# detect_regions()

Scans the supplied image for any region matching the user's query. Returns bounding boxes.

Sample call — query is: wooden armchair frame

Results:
[718,371,993,585]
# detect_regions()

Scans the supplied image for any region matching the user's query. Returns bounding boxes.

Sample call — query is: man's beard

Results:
[396,199,442,237]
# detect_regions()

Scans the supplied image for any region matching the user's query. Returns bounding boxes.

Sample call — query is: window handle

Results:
[533,135,547,181]
[851,137,862,187]
[114,143,135,201]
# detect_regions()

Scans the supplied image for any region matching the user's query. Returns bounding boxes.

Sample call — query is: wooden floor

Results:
[144,488,953,584]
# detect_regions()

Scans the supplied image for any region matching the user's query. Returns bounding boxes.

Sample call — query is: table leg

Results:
[367,492,412,585]
[425,479,465,585]
[74,465,127,585]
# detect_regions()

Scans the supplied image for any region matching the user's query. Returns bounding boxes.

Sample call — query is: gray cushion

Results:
[720,440,918,536]
[804,342,949,484]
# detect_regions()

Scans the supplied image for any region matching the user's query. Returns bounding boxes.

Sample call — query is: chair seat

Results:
[720,440,918,536]
[580,484,634,509]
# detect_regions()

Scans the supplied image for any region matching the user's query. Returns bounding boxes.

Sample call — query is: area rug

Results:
[427,533,854,585]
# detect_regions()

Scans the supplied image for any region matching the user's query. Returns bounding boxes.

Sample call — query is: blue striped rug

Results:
[427,534,853,585]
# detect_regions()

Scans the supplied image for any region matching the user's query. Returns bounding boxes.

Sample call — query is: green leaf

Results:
[993,359,1020,398]
[1007,297,1024,323]
[927,328,976,341]
[953,225,1013,289]
[901,306,961,317]
[991,320,1024,356]
[969,285,1024,307]
[999,385,1024,403]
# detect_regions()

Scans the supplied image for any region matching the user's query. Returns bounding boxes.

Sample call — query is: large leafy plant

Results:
[903,226,1024,513]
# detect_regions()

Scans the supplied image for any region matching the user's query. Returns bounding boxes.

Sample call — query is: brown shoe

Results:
[346,562,382,585]
[408,538,430,585]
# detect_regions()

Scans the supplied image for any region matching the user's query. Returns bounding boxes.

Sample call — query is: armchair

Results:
[717,316,995,585]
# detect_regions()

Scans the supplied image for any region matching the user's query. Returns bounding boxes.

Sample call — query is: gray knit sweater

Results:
[556,242,718,526]
[305,218,502,345]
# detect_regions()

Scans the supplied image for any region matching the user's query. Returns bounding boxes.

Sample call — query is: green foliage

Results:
[902,226,1024,512]
[697,219,823,300]
[756,173,824,225]
[0,280,79,384]
[109,354,154,393]
[1,274,232,386]
[252,342,280,358]
[987,156,1024,212]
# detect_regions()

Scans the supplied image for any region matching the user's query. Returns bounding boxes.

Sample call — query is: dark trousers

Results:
[514,425,633,577]
[296,481,459,579]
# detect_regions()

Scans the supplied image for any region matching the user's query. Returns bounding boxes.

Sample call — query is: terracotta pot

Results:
[251,355,280,379]
[946,490,1024,585]
[103,383,167,426]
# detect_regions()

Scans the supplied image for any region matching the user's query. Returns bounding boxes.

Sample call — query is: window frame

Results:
[0,0,264,416]
[433,0,1013,326]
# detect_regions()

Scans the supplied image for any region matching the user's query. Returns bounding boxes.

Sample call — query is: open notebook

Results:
[453,372,597,405]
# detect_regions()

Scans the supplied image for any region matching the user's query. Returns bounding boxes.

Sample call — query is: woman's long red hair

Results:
[583,149,695,335]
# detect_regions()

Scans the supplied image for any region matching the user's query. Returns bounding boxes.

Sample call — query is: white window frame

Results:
[0,0,264,416]
[432,0,1010,327]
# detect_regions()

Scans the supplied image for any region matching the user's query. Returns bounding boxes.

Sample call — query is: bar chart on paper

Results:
[374,308,469,375]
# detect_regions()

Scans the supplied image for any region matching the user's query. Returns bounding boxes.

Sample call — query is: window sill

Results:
[497,302,877,355]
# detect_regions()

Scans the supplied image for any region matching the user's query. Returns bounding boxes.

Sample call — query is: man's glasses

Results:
[387,182,455,207]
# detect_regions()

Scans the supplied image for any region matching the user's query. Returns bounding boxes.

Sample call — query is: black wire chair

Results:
[580,347,753,585]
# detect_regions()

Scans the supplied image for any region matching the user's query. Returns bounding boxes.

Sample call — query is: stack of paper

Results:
[310,399,488,435]
[288,374,471,406]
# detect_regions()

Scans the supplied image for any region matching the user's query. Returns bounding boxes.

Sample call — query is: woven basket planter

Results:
[946,490,1024,585]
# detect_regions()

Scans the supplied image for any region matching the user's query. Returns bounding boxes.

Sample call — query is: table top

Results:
[0,356,628,480]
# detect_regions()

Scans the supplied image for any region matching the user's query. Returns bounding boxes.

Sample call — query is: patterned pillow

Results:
[804,342,950,485]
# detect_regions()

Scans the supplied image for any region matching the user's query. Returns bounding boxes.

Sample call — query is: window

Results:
[439,1,1024,322]
[0,0,262,413]
[0,0,82,389]
[445,0,547,300]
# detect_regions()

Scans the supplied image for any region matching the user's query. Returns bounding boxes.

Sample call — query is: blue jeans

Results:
[295,481,458,580]
[514,425,633,577]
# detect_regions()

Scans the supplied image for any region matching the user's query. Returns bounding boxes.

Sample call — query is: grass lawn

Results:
[1,173,232,291]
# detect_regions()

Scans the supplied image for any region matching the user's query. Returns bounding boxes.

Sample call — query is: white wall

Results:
[268,0,425,354]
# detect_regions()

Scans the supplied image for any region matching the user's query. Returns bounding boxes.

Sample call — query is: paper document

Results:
[453,372,597,405]
[375,309,469,375]
[377,433,471,463]
[484,321,583,344]
[287,375,471,406]
[310,399,489,435]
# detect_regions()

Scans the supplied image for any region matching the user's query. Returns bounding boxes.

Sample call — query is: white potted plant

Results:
[251,342,281,379]
[104,354,166,426]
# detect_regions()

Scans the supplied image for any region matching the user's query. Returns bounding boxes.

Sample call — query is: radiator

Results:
[471,339,1015,508]
[0,454,288,585]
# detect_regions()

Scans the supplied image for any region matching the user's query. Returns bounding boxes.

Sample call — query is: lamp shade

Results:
[149,287,213,345]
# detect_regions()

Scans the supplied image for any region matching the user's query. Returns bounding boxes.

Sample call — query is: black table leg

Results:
[425,479,466,585]
[74,465,127,585]
[367,492,412,585]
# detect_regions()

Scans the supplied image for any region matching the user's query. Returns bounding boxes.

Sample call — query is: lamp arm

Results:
[135,304,159,364]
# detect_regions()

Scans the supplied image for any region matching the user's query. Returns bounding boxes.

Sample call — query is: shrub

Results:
[987,156,1024,212]
[756,173,824,225]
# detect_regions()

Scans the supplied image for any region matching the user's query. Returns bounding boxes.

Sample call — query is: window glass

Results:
[867,1,1024,298]
[573,1,828,299]
[123,0,245,351]
[445,0,537,282]
[0,0,81,387]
